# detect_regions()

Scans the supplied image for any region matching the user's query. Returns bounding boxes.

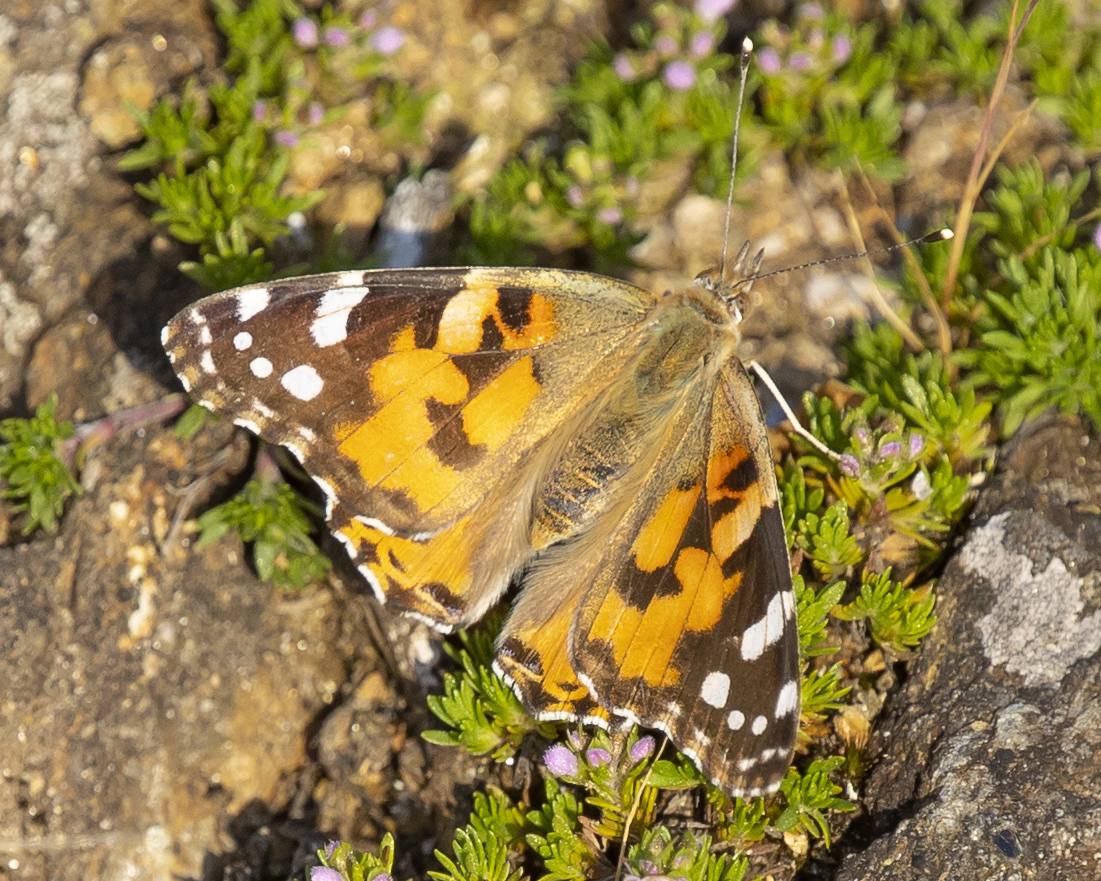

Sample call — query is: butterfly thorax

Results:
[529,284,738,550]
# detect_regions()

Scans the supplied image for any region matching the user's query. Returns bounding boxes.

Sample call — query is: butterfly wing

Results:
[163,266,656,629]
[503,353,799,797]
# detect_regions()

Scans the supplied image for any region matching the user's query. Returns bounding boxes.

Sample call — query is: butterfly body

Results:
[163,264,799,798]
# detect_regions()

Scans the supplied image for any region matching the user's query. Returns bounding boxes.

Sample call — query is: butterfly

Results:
[162,255,801,798]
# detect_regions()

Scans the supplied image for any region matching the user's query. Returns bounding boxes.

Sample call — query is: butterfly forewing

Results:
[164,263,801,797]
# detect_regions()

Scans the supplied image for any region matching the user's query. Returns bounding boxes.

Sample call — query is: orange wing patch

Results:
[497,597,610,724]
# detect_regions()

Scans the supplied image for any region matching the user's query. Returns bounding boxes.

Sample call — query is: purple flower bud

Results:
[371,25,404,55]
[757,47,782,74]
[374,875,392,881]
[630,736,655,763]
[689,31,715,58]
[323,27,350,47]
[695,0,737,24]
[880,440,902,458]
[359,10,378,30]
[544,744,579,777]
[840,454,860,477]
[566,185,584,208]
[789,52,813,70]
[586,747,612,768]
[801,3,824,18]
[324,840,339,858]
[292,18,319,49]
[624,175,639,197]
[310,869,343,881]
[597,206,624,225]
[274,130,300,147]
[831,36,852,65]
[613,52,636,81]
[663,60,697,91]
[908,433,924,457]
[654,35,679,57]
[853,426,870,444]
[252,100,267,123]
[567,729,583,749]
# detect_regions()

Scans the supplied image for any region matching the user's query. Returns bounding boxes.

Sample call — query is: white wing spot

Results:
[250,399,275,419]
[250,357,273,378]
[200,351,216,374]
[775,680,799,718]
[281,364,324,401]
[741,591,787,661]
[751,715,768,735]
[284,441,306,463]
[737,756,758,771]
[298,426,317,442]
[314,476,338,504]
[334,529,359,560]
[354,515,396,537]
[691,728,712,749]
[178,374,191,392]
[727,709,746,731]
[781,589,796,620]
[700,671,730,709]
[233,331,253,351]
[236,287,270,322]
[199,325,212,345]
[234,418,261,435]
[335,270,366,287]
[310,286,368,347]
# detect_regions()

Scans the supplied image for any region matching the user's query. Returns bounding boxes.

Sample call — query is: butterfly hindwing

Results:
[564,357,798,797]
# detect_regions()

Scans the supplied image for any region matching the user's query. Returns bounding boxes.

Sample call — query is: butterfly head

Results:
[691,239,764,330]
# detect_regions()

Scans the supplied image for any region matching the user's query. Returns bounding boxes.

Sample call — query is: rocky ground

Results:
[0,1,1098,880]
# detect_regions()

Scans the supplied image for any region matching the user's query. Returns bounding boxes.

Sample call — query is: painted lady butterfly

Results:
[162,253,801,798]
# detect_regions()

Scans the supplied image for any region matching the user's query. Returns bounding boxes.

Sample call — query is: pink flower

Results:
[292,18,319,48]
[840,454,861,477]
[654,35,679,57]
[832,36,852,65]
[586,747,612,767]
[323,27,350,47]
[597,206,624,225]
[757,47,782,74]
[689,31,715,58]
[613,52,636,81]
[630,736,655,763]
[371,25,404,55]
[789,52,812,70]
[544,744,579,776]
[663,60,696,91]
[695,0,737,24]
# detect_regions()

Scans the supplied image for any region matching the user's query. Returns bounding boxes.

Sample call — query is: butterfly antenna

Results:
[748,228,954,285]
[719,37,754,283]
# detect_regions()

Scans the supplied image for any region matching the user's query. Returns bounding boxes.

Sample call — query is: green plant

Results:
[423,623,556,759]
[834,569,937,652]
[465,0,741,265]
[775,757,854,847]
[956,247,1101,434]
[0,395,81,535]
[126,0,426,288]
[196,455,330,590]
